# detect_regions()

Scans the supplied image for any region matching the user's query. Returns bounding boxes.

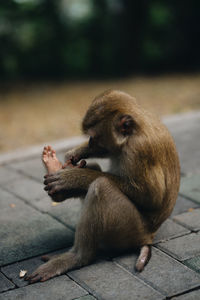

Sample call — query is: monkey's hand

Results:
[44,167,102,202]
[64,141,91,163]
[62,158,87,169]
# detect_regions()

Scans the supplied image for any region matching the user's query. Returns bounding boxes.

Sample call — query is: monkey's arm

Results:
[65,141,90,163]
[44,167,162,211]
[65,140,108,163]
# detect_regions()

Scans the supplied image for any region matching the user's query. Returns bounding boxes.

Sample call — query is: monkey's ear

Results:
[116,115,135,136]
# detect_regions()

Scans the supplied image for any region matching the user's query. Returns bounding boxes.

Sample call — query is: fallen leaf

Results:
[9,204,16,208]
[51,201,59,206]
[19,270,27,278]
[188,208,194,212]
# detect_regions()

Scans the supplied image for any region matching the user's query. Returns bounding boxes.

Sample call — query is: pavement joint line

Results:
[177,193,199,202]
[178,192,200,205]
[0,184,75,234]
[68,272,102,300]
[5,164,43,184]
[65,274,91,299]
[0,288,17,296]
[153,231,192,245]
[0,136,86,165]
[155,241,200,263]
[0,180,77,232]
[113,260,165,296]
[44,211,76,233]
[166,286,200,300]
[0,271,17,290]
[0,247,70,269]
[154,236,193,262]
[171,218,200,233]
[183,260,200,274]
[1,163,79,232]
[113,247,200,297]
[0,185,47,214]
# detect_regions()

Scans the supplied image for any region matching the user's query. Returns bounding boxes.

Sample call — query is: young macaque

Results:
[25,90,180,283]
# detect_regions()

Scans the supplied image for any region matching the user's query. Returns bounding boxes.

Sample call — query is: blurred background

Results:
[0,0,200,153]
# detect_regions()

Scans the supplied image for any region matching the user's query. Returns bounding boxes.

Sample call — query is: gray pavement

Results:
[0,111,200,299]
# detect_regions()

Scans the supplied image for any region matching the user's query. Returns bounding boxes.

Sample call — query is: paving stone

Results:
[180,175,200,204]
[184,256,200,274]
[164,112,200,175]
[0,166,23,185]
[173,209,200,231]
[1,257,43,287]
[0,276,88,300]
[31,196,81,230]
[8,157,45,183]
[173,289,200,300]
[1,248,69,288]
[3,176,47,205]
[0,189,73,266]
[47,197,81,230]
[114,247,200,297]
[1,175,81,229]
[154,219,190,243]
[69,260,164,300]
[0,188,24,209]
[171,195,200,217]
[0,273,15,293]
[157,232,200,261]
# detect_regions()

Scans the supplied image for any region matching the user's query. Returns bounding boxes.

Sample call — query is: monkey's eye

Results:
[123,121,130,129]
[118,115,135,135]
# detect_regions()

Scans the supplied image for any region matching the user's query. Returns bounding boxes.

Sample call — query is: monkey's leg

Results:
[27,177,152,283]
[74,177,153,269]
[26,178,102,283]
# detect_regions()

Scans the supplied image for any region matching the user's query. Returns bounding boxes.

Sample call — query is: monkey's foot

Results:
[42,146,62,174]
[25,252,79,283]
[25,260,63,283]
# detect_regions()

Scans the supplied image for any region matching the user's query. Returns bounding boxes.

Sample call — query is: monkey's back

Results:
[133,115,180,233]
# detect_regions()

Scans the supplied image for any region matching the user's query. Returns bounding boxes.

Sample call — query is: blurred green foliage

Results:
[0,0,200,79]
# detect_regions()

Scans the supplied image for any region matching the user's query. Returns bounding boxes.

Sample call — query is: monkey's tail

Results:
[135,245,151,272]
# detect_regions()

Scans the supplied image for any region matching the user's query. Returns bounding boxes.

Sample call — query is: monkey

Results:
[25,89,180,283]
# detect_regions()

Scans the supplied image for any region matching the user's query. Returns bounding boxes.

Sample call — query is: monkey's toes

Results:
[42,146,63,174]
[24,268,52,284]
[25,260,64,283]
[25,272,42,284]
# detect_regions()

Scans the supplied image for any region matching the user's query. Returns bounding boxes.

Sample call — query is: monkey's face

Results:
[86,123,112,155]
[85,114,135,156]
[82,91,137,155]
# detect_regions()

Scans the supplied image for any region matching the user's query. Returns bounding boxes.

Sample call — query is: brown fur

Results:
[25,90,180,283]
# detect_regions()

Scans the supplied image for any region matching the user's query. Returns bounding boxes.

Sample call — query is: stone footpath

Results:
[0,111,200,300]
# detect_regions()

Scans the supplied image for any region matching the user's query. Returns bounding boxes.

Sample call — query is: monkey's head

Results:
[82,90,142,154]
